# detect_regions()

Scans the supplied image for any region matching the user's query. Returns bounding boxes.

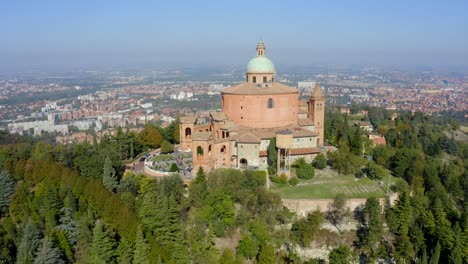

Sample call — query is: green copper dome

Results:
[247,56,276,73]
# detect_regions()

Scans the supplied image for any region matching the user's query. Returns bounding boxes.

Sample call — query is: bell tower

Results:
[309,83,325,145]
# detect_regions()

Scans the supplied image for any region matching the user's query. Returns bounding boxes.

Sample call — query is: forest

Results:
[0,107,467,263]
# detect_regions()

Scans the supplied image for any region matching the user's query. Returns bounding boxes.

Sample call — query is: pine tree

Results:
[34,238,65,264]
[359,197,383,260]
[39,183,62,230]
[56,207,78,246]
[328,245,351,264]
[16,220,42,264]
[116,236,134,264]
[89,219,117,264]
[391,191,412,236]
[350,128,363,156]
[189,167,208,206]
[102,156,118,192]
[449,224,463,264]
[428,241,440,264]
[133,225,149,264]
[0,171,16,216]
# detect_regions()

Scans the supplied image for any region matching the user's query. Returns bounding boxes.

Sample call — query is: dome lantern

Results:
[246,41,276,84]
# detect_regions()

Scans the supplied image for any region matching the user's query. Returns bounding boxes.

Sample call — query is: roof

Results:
[210,111,227,122]
[297,119,314,126]
[180,116,197,124]
[372,137,386,145]
[247,56,275,73]
[277,129,293,135]
[291,127,317,137]
[192,131,213,141]
[237,132,261,143]
[222,82,298,95]
[312,83,325,99]
[289,147,321,155]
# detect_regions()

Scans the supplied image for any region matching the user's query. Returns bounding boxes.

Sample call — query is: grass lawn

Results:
[271,168,403,199]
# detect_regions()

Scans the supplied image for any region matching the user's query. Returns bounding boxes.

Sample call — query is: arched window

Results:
[220,145,226,153]
[185,127,191,139]
[197,146,204,156]
[208,145,212,156]
[267,98,274,109]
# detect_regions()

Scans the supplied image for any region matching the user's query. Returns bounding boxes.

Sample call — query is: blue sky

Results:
[1,0,467,70]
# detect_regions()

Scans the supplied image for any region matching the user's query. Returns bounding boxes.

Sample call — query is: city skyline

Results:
[1,0,468,70]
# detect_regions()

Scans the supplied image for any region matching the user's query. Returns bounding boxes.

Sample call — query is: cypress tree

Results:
[102,156,118,192]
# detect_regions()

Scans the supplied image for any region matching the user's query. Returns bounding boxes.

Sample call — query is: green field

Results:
[271,168,403,199]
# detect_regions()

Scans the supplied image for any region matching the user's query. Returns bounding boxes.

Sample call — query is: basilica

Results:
[180,42,326,174]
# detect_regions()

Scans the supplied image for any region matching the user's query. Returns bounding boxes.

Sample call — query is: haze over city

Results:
[1,0,468,71]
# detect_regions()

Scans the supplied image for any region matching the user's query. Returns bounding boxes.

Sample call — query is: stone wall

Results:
[282,192,399,216]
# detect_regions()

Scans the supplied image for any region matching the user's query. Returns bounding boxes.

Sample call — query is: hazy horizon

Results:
[2,1,468,72]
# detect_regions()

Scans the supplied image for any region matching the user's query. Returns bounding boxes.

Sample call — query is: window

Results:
[267,98,274,109]
[241,106,243,110]
[197,146,204,156]
[253,76,257,83]
[263,76,267,83]
[185,127,191,139]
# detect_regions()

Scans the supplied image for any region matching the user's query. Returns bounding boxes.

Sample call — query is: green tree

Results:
[256,244,276,264]
[350,127,363,156]
[328,245,351,264]
[139,125,163,148]
[312,154,327,170]
[189,167,208,206]
[170,163,179,172]
[16,220,42,264]
[291,210,324,247]
[428,241,440,264]
[116,236,134,264]
[358,197,383,261]
[293,158,315,180]
[89,220,117,264]
[326,194,350,232]
[34,238,66,264]
[161,140,173,154]
[267,138,277,167]
[102,156,118,192]
[237,233,259,260]
[56,207,78,247]
[218,248,235,264]
[133,225,149,264]
[449,224,463,264]
[0,171,16,216]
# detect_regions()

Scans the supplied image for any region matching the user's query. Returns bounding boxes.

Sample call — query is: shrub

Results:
[312,154,327,170]
[169,163,179,172]
[267,166,276,176]
[288,177,299,186]
[293,158,315,180]
[270,174,288,184]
